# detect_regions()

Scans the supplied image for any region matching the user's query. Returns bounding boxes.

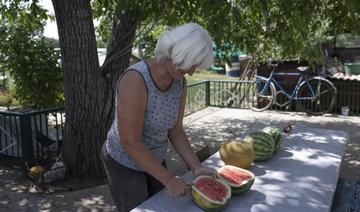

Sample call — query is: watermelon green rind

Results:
[191,188,224,212]
[274,139,283,152]
[244,131,275,161]
[191,176,231,211]
[217,165,256,195]
[261,126,283,152]
[230,179,255,194]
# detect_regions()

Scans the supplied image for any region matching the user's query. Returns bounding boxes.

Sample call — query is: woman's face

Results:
[170,65,197,80]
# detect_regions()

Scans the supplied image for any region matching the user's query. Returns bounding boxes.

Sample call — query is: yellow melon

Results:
[220,141,255,169]
[29,165,45,174]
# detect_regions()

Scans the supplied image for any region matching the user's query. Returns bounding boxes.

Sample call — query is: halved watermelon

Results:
[217,165,255,195]
[191,175,231,211]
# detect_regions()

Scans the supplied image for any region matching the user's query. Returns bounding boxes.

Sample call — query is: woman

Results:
[102,23,215,212]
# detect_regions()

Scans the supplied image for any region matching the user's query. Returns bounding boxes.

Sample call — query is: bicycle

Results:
[245,64,337,115]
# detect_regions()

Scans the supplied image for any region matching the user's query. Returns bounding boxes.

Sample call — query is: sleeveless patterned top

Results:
[105,60,184,171]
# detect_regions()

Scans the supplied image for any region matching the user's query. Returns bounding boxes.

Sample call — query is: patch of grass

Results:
[0,70,236,108]
[0,87,20,108]
[0,89,11,107]
[186,69,237,85]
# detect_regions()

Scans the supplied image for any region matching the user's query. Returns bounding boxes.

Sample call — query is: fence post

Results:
[20,113,33,162]
[205,80,210,106]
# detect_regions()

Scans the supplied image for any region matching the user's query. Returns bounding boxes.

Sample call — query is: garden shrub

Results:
[0,19,64,109]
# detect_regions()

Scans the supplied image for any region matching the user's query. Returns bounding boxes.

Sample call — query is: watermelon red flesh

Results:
[219,167,252,185]
[194,177,228,202]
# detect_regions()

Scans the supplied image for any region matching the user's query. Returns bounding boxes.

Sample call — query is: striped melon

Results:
[217,165,255,195]
[243,131,275,161]
[220,141,255,169]
[261,126,283,152]
[191,175,231,211]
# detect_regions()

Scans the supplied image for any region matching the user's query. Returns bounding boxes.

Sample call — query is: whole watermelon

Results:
[191,175,231,211]
[261,126,283,152]
[220,141,255,169]
[244,131,275,161]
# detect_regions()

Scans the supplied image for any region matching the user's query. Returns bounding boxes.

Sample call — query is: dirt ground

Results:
[0,107,359,211]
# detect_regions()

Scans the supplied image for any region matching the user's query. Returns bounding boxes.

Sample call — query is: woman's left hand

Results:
[192,166,217,178]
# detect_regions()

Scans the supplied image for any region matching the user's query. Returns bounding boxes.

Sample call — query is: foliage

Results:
[0,89,12,107]
[96,39,107,48]
[0,1,64,109]
[45,37,60,48]
[93,0,360,67]
[336,33,360,48]
[0,77,20,107]
[186,69,234,85]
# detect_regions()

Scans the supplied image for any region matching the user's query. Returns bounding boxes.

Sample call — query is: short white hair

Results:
[154,23,214,70]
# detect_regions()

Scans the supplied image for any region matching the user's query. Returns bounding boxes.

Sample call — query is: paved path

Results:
[0,108,359,211]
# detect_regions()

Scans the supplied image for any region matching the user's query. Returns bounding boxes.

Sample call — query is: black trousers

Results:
[101,144,165,212]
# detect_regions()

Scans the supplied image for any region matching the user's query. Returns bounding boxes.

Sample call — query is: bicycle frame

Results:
[256,70,318,100]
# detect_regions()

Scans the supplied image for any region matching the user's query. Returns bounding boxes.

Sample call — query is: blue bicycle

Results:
[245,64,337,115]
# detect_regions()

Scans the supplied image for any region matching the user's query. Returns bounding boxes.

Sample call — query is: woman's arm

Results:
[117,71,189,196]
[168,79,207,174]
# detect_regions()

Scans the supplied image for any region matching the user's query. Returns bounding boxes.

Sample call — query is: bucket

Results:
[344,63,360,75]
[225,55,241,77]
[341,106,350,116]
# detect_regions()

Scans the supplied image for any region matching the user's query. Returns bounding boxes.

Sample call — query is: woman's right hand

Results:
[164,176,190,197]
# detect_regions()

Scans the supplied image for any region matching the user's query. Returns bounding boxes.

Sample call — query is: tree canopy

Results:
[0,0,63,108]
[3,0,360,67]
[94,0,360,65]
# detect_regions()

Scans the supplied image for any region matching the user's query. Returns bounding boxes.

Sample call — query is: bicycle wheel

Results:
[246,77,276,112]
[296,77,337,115]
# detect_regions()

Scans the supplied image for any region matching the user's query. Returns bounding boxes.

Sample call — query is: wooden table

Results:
[131,127,348,212]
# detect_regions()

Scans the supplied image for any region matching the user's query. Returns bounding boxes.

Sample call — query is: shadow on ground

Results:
[1,107,359,211]
[167,108,360,181]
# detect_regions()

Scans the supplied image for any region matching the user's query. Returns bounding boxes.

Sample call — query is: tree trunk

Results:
[101,10,138,92]
[52,0,109,178]
[52,0,138,179]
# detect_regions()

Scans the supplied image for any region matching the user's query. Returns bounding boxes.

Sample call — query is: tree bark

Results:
[52,0,138,179]
[101,10,138,92]
[52,0,108,178]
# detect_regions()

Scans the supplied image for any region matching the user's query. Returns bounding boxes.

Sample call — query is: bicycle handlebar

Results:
[267,61,282,69]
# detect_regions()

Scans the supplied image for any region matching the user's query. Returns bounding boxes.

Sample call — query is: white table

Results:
[131,127,348,212]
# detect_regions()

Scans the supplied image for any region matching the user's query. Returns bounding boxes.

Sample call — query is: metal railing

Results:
[185,81,209,116]
[186,79,360,115]
[332,79,360,115]
[0,107,64,166]
[185,80,252,116]
[1,79,359,166]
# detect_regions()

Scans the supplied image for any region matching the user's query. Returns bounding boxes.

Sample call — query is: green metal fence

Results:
[185,80,252,115]
[1,79,359,166]
[0,107,64,166]
[185,81,209,116]
[186,79,360,116]
[208,80,251,108]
